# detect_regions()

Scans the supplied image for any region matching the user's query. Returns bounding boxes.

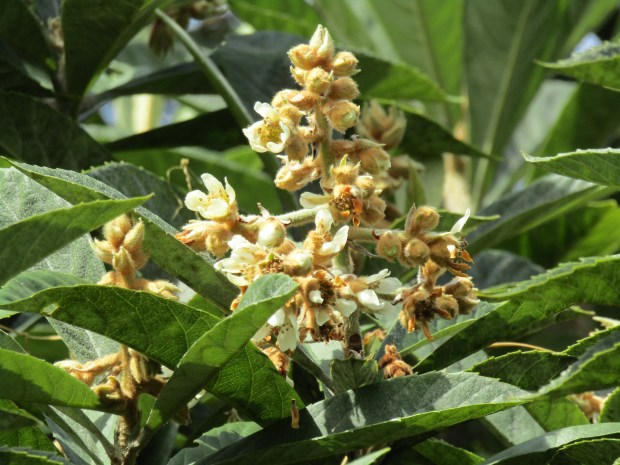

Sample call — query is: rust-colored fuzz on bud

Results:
[121,219,145,253]
[284,136,309,161]
[272,89,299,108]
[330,51,358,76]
[378,344,412,379]
[406,205,440,235]
[401,238,431,267]
[361,194,386,226]
[357,101,407,150]
[103,214,132,248]
[289,90,320,112]
[324,100,360,133]
[262,346,290,377]
[328,77,359,100]
[304,67,333,95]
[98,271,131,289]
[443,277,479,314]
[288,44,322,70]
[357,146,391,174]
[376,231,403,262]
[331,164,359,185]
[277,103,304,125]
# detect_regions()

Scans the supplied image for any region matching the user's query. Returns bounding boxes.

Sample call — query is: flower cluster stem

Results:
[315,109,334,189]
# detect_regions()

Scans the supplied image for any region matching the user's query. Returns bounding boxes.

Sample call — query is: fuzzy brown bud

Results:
[103,215,132,247]
[325,100,360,133]
[406,205,439,235]
[358,146,391,174]
[304,67,332,95]
[257,217,286,248]
[272,89,299,108]
[331,163,359,185]
[401,238,431,267]
[92,239,115,264]
[112,247,136,276]
[435,294,459,319]
[357,101,407,150]
[275,158,318,191]
[330,51,358,76]
[121,219,145,254]
[134,278,180,300]
[98,271,131,289]
[376,231,403,262]
[284,136,309,161]
[328,77,359,100]
[289,90,319,111]
[361,195,386,225]
[288,44,321,70]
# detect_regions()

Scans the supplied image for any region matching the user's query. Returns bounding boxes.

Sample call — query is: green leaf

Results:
[168,422,262,465]
[479,423,620,465]
[145,274,298,432]
[0,195,148,286]
[398,107,497,161]
[523,149,620,187]
[0,348,104,410]
[470,250,544,291]
[6,159,239,310]
[347,448,391,465]
[204,372,525,465]
[468,175,610,254]
[330,359,382,394]
[601,387,620,422]
[0,399,38,432]
[61,0,176,101]
[549,439,620,465]
[229,0,322,37]
[469,351,575,391]
[0,93,112,170]
[411,439,483,465]
[0,447,69,464]
[86,162,192,229]
[0,0,54,70]
[537,83,620,157]
[0,285,301,423]
[0,426,56,452]
[104,110,246,153]
[541,41,620,92]
[0,60,53,96]
[537,331,620,398]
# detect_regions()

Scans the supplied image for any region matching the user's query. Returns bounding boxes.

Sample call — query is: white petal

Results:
[319,226,348,256]
[266,141,285,153]
[202,198,229,219]
[309,290,324,304]
[226,272,248,286]
[254,102,278,119]
[184,190,208,211]
[315,208,333,232]
[334,298,357,317]
[201,173,224,194]
[300,192,331,209]
[224,178,236,203]
[364,269,391,284]
[228,235,252,249]
[268,308,286,326]
[277,324,297,352]
[450,208,470,234]
[357,289,384,311]
[315,309,330,326]
[279,121,291,139]
[375,277,402,295]
[253,324,271,341]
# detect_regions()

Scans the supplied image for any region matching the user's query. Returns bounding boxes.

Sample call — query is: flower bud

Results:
[103,214,132,247]
[289,90,319,111]
[284,135,309,161]
[272,89,299,108]
[435,294,459,319]
[98,271,131,289]
[275,158,318,191]
[257,217,286,248]
[92,239,115,264]
[290,66,307,86]
[325,100,360,133]
[121,219,145,254]
[443,277,479,314]
[135,278,180,300]
[309,25,335,60]
[358,146,391,174]
[277,103,303,125]
[283,250,313,275]
[406,206,439,235]
[361,195,386,225]
[112,246,136,276]
[428,235,459,266]
[330,51,358,76]
[328,77,359,100]
[376,231,403,262]
[355,175,376,198]
[288,44,320,70]
[331,163,359,185]
[357,101,407,150]
[304,67,332,95]
[401,238,431,267]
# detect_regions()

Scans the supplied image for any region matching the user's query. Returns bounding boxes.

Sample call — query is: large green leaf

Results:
[601,387,620,423]
[541,41,620,92]
[549,439,620,465]
[145,274,298,432]
[0,0,54,70]
[416,255,620,372]
[0,196,147,286]
[0,448,69,464]
[537,83,620,156]
[407,439,483,465]
[0,284,302,422]
[104,110,246,153]
[523,149,620,187]
[61,0,177,101]
[479,423,620,465]
[0,348,104,410]
[0,93,112,170]
[229,0,322,37]
[0,60,53,96]
[468,175,609,254]
[203,372,525,465]
[6,159,239,310]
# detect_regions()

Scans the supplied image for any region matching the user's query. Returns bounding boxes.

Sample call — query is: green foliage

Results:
[0,1,619,464]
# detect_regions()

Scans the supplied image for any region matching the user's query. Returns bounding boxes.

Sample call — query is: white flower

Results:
[300,192,331,209]
[214,235,265,286]
[342,269,402,313]
[253,308,299,352]
[185,173,237,221]
[334,298,357,317]
[243,102,292,154]
[449,208,471,234]
[313,209,349,256]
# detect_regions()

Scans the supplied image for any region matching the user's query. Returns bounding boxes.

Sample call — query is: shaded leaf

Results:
[480,423,620,465]
[6,159,239,310]
[410,439,483,465]
[0,93,112,170]
[541,41,620,92]
[601,387,620,423]
[229,0,321,37]
[204,372,525,465]
[330,359,382,394]
[145,274,298,432]
[523,149,620,187]
[0,60,53,96]
[0,195,147,286]
[0,447,69,464]
[0,426,55,451]
[0,284,301,423]
[0,348,104,410]
[549,438,620,465]
[0,399,38,432]
[468,175,609,254]
[347,448,391,465]
[469,250,544,291]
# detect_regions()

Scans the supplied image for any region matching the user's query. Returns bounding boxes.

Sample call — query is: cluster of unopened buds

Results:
[174,25,479,364]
